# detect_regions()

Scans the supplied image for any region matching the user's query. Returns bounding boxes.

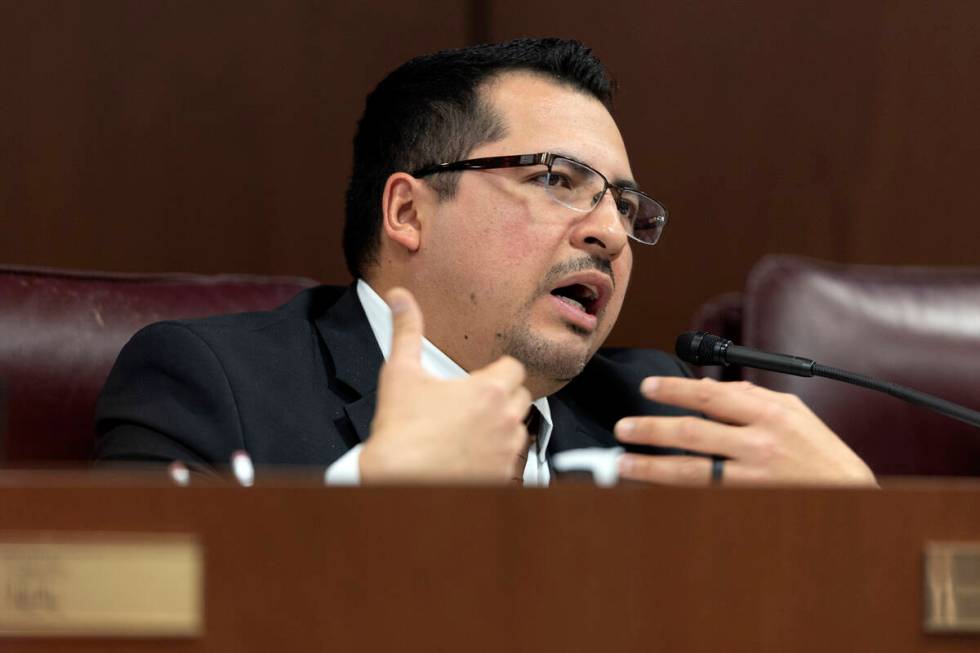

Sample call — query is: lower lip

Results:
[549,294,598,332]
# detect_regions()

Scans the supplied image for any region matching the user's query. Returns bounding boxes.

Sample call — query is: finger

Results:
[472,354,526,389]
[385,287,424,369]
[507,386,534,422]
[618,454,718,486]
[615,415,748,459]
[719,379,806,410]
[640,376,779,426]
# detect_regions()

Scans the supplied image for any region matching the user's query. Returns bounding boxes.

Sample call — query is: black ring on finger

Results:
[710,456,725,485]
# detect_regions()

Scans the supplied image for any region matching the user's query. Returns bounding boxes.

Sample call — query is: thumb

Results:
[385,287,424,370]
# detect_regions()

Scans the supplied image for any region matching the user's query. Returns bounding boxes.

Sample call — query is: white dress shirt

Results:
[324,279,553,486]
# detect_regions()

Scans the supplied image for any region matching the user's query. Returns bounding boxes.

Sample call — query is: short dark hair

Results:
[342,37,616,278]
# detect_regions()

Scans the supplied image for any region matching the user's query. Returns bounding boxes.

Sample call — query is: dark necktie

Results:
[512,407,541,484]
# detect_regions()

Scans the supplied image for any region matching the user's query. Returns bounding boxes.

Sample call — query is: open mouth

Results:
[545,270,613,332]
[550,283,601,316]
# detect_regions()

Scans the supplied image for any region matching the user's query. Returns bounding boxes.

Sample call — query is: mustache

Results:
[541,255,615,290]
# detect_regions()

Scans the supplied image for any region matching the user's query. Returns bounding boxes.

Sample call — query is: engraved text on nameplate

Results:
[0,533,203,637]
[924,542,980,633]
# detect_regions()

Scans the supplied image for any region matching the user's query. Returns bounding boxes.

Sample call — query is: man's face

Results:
[415,72,635,395]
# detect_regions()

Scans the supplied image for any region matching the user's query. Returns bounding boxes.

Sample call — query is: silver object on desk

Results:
[550,447,624,487]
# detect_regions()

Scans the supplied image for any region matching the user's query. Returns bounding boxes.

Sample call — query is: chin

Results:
[500,321,597,383]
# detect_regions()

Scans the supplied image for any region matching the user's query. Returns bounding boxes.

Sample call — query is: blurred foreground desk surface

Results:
[1,472,980,652]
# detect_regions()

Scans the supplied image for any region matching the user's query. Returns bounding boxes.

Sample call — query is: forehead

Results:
[474,72,634,184]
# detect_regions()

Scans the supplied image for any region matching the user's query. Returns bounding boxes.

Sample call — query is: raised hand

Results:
[614,377,877,487]
[359,287,533,483]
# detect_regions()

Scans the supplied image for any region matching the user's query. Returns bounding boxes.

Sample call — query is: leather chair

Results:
[0,265,318,464]
[690,255,980,476]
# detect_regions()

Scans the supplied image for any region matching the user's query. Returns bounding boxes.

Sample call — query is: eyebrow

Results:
[613,177,639,191]
[551,150,639,191]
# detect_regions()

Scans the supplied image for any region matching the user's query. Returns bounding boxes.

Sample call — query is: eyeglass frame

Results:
[410,152,668,245]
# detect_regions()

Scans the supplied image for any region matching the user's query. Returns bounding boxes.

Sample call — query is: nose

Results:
[569,189,629,258]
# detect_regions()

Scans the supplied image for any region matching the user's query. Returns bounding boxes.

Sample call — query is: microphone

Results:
[676,331,817,376]
[675,331,980,429]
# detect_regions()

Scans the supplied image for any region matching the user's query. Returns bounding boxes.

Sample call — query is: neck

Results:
[523,374,568,401]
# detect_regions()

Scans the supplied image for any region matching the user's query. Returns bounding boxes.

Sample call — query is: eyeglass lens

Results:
[545,157,665,244]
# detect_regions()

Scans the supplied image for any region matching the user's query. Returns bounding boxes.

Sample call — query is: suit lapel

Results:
[342,395,377,445]
[546,393,616,454]
[313,284,383,445]
[310,284,628,457]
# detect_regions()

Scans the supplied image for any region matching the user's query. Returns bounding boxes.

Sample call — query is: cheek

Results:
[456,202,542,269]
[432,223,527,305]
[606,251,633,315]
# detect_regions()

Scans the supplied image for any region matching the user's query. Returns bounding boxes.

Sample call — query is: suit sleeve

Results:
[94,321,247,470]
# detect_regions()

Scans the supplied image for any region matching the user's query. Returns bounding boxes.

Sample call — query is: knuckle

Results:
[749,431,787,469]
[679,416,701,437]
[512,427,527,449]
[628,456,654,478]
[519,390,533,408]
[503,428,525,455]
[480,378,508,403]
[758,399,789,425]
[677,458,705,484]
[505,403,526,424]
[677,417,703,446]
[694,377,717,403]
[747,431,779,463]
[780,392,807,410]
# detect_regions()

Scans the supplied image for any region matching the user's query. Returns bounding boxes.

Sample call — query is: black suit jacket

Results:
[95,285,694,469]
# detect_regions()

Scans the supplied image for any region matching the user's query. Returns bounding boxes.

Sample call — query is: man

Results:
[96,38,875,487]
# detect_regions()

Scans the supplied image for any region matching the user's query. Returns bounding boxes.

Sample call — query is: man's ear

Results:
[381,172,430,253]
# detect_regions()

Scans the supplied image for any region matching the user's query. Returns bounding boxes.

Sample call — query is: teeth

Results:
[557,295,586,312]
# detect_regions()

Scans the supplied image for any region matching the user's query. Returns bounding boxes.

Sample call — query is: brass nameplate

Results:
[924,542,980,633]
[0,533,203,637]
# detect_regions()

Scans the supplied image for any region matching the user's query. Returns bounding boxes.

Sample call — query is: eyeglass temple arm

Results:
[412,153,551,178]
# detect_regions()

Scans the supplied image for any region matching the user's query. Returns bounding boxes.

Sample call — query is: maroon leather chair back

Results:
[0,265,319,464]
[693,255,980,476]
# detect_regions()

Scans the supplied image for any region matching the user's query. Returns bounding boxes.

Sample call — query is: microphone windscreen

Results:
[675,331,727,365]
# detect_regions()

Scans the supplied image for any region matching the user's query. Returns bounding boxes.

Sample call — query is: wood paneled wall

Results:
[2,1,977,350]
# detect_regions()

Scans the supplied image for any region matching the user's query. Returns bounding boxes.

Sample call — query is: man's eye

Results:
[532,172,573,189]
[617,198,637,217]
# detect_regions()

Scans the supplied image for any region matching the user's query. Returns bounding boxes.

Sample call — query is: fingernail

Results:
[641,377,660,395]
[615,419,634,439]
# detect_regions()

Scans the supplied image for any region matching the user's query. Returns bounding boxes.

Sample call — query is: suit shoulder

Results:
[110,283,349,389]
[158,284,347,337]
[96,284,354,467]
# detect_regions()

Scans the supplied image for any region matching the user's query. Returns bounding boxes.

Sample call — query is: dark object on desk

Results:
[690,255,980,476]
[0,264,318,464]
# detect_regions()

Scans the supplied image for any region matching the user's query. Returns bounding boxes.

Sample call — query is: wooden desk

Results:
[1,473,979,652]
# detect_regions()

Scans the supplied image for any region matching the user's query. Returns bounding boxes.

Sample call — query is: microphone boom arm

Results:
[811,363,980,429]
[676,331,980,430]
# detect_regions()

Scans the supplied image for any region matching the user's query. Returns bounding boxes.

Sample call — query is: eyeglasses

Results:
[412,152,668,245]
